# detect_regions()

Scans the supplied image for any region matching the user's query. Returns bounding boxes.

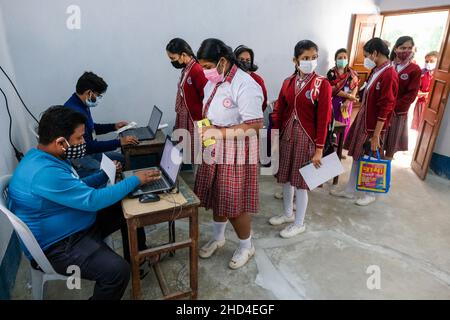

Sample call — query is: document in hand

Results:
[101,153,116,185]
[299,152,344,190]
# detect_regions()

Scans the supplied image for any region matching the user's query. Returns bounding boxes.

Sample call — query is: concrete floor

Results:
[11,152,450,299]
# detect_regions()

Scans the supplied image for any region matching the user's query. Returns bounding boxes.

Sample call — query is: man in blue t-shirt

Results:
[65,71,139,177]
[8,106,160,300]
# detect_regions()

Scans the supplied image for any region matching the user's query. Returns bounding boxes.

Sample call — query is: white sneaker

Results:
[199,239,226,258]
[280,224,306,238]
[330,188,355,199]
[268,214,295,226]
[355,194,376,206]
[229,245,255,269]
[274,191,283,199]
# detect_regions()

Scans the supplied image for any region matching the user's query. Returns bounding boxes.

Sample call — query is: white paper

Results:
[101,153,116,185]
[158,123,168,130]
[116,121,137,134]
[299,152,344,190]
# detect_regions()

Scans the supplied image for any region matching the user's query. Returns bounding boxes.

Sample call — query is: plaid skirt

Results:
[174,92,196,162]
[344,105,385,160]
[276,120,315,189]
[194,135,259,217]
[384,114,408,155]
[411,99,425,131]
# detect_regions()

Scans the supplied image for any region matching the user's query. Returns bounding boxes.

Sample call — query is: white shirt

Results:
[203,68,263,127]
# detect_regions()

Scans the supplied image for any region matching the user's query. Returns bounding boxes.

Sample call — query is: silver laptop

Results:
[122,137,183,197]
[120,105,163,141]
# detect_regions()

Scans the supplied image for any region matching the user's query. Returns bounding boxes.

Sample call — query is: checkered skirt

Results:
[194,134,260,217]
[384,114,408,155]
[275,119,315,190]
[174,90,196,161]
[345,105,372,160]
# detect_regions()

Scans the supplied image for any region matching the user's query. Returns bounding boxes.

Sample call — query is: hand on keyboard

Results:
[120,135,139,146]
[135,169,161,186]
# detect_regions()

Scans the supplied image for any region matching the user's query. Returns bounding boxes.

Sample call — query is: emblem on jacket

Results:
[187,77,192,85]
[400,73,409,80]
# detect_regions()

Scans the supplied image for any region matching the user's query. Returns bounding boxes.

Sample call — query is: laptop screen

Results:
[160,139,183,184]
[147,106,163,133]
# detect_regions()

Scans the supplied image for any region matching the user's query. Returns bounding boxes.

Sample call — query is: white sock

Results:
[294,189,308,226]
[283,183,295,217]
[345,161,359,194]
[213,221,227,242]
[239,235,252,250]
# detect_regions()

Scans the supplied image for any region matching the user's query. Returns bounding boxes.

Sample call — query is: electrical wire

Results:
[0,65,39,123]
[0,86,24,161]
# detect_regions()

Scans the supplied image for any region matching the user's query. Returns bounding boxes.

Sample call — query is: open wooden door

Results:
[411,10,450,179]
[348,14,384,88]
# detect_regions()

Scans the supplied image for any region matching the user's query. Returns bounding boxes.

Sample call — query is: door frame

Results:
[379,6,450,179]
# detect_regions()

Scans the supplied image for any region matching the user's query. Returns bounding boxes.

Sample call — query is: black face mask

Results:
[240,61,252,72]
[171,60,186,69]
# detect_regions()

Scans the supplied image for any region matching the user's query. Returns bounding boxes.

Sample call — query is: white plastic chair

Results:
[0,175,67,300]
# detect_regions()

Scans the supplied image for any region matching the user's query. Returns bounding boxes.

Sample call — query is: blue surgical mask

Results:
[86,93,101,108]
[336,59,348,69]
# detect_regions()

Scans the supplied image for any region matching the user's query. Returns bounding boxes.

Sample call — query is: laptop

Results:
[120,105,163,141]
[122,137,183,197]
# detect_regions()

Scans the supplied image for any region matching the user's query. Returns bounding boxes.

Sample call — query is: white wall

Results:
[378,0,450,12]
[0,6,32,265]
[0,0,378,131]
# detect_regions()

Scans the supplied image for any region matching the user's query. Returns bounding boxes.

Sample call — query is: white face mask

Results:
[298,59,318,74]
[425,62,436,71]
[364,57,377,70]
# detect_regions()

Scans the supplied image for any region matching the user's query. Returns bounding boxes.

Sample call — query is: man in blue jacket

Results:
[8,106,160,300]
[65,71,139,177]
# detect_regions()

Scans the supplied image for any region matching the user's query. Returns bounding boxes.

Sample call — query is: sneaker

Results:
[330,188,355,199]
[199,239,226,258]
[268,214,295,226]
[280,224,306,238]
[229,245,255,269]
[355,194,376,206]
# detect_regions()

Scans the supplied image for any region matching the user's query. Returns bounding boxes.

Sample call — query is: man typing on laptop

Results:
[65,71,139,177]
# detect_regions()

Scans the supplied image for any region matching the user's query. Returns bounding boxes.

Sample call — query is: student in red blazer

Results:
[384,36,421,159]
[331,38,398,206]
[269,40,332,238]
[411,51,438,130]
[166,38,207,164]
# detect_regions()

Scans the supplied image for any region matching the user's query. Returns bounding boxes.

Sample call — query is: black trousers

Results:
[43,202,147,300]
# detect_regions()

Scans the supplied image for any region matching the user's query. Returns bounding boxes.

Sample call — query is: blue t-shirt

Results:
[7,148,139,259]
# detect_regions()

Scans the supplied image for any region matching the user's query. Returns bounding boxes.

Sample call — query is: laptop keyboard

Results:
[123,127,153,140]
[142,178,167,191]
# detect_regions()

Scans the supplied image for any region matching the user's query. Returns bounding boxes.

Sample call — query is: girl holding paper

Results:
[331,38,398,206]
[269,40,332,238]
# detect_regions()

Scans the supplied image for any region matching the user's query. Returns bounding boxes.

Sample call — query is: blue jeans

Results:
[72,151,125,178]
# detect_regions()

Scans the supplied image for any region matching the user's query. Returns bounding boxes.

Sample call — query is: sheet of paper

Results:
[116,121,137,134]
[101,153,116,185]
[299,152,345,190]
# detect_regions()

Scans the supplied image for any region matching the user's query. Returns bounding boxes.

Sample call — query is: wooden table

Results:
[333,121,346,185]
[121,130,166,170]
[121,177,200,300]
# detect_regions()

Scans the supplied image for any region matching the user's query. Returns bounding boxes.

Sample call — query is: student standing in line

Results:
[194,38,263,269]
[166,38,208,164]
[234,45,268,112]
[327,48,359,142]
[268,40,332,238]
[331,38,398,206]
[384,36,421,159]
[411,51,438,131]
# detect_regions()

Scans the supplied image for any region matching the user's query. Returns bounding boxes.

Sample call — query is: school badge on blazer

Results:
[400,73,409,80]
